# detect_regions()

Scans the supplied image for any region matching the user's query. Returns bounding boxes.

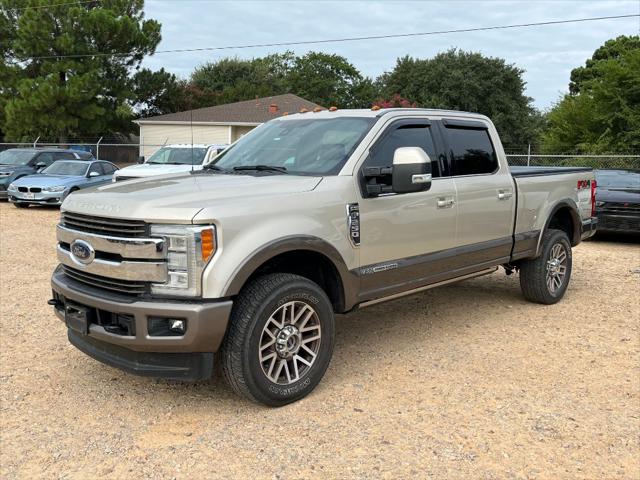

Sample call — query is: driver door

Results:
[357,119,458,301]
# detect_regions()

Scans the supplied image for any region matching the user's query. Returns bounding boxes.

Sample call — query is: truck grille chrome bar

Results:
[61,212,148,238]
[57,225,165,259]
[57,245,167,282]
[62,265,148,296]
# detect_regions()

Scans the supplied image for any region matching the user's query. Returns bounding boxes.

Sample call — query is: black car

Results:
[595,169,640,234]
[0,148,94,200]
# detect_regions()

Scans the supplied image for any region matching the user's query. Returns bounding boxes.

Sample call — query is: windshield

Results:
[43,161,89,176]
[0,150,36,166]
[146,147,208,165]
[211,117,375,175]
[596,170,640,189]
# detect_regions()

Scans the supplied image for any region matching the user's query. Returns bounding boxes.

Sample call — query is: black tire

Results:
[519,229,572,304]
[221,273,335,406]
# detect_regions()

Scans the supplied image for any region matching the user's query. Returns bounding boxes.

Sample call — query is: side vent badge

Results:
[346,203,360,247]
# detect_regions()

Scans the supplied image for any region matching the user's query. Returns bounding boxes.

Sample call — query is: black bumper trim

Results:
[68,330,214,381]
[581,217,598,240]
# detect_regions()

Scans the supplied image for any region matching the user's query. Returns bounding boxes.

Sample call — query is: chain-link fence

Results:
[1,141,639,170]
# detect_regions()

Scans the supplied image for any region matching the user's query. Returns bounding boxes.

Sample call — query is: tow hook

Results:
[47,298,62,308]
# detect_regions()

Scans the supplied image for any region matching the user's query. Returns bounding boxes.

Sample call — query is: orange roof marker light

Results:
[282,112,289,116]
[313,107,323,113]
[371,105,381,111]
[299,108,309,113]
[329,106,338,111]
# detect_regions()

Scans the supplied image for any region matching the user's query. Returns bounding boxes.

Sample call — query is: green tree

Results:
[288,52,376,108]
[377,50,541,147]
[0,0,161,141]
[544,35,640,154]
[185,51,377,109]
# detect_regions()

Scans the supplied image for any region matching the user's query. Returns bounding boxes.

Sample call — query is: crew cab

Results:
[113,144,227,182]
[49,109,597,406]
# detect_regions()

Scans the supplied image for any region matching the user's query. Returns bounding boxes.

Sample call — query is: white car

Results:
[113,144,227,182]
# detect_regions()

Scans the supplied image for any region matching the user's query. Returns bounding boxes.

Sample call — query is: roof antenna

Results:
[190,109,194,173]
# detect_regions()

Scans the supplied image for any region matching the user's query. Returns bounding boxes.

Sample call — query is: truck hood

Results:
[115,163,203,178]
[61,172,323,222]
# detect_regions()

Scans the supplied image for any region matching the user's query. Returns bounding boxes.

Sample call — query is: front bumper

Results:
[581,217,598,240]
[8,190,64,205]
[595,212,640,234]
[51,268,233,380]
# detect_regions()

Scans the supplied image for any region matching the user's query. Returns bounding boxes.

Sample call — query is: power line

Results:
[20,13,640,60]
[10,1,97,11]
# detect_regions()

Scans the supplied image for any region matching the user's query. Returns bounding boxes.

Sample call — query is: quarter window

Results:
[445,127,498,176]
[367,123,440,177]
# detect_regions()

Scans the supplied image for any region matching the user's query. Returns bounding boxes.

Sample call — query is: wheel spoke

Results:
[259,300,322,385]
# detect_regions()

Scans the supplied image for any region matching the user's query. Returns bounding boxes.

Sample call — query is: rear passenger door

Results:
[441,119,515,263]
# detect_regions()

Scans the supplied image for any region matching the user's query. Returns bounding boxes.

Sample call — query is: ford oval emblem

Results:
[70,239,95,265]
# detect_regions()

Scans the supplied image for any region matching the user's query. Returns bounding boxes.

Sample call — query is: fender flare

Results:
[537,199,582,255]
[222,235,359,311]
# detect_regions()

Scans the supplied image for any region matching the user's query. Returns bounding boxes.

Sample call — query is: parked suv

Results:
[0,148,93,200]
[113,144,227,182]
[50,109,597,406]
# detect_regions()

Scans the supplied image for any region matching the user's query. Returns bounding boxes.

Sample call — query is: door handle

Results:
[437,197,455,208]
[497,190,513,200]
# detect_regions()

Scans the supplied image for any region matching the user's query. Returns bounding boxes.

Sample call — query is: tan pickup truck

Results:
[49,108,597,406]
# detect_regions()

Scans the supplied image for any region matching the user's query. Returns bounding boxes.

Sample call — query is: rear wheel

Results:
[519,229,572,304]
[221,273,335,406]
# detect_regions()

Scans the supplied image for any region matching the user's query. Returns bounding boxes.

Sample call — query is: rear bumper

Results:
[581,217,598,240]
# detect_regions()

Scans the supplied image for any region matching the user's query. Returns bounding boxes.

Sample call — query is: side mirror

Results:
[391,147,432,194]
[138,156,145,164]
[35,162,46,171]
[88,171,100,177]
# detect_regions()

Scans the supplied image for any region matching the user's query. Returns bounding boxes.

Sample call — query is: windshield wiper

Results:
[233,165,288,174]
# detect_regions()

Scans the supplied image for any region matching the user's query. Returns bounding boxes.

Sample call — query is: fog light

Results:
[148,317,187,337]
[169,319,185,333]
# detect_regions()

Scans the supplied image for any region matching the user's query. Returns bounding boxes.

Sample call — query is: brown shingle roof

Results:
[137,94,322,124]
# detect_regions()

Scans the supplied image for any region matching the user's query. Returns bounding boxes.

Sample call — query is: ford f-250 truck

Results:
[49,108,597,406]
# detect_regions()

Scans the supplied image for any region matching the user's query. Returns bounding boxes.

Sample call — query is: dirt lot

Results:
[0,203,638,479]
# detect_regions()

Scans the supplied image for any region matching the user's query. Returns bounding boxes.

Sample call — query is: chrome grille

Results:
[62,265,148,296]
[61,212,148,238]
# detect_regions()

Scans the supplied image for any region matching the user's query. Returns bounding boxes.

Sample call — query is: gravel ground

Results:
[1,203,639,479]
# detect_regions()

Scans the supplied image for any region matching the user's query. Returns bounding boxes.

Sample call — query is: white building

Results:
[134,94,321,158]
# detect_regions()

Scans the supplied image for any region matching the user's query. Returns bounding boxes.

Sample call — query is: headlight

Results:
[7,183,17,192]
[150,224,216,297]
[43,185,66,192]
[0,172,11,177]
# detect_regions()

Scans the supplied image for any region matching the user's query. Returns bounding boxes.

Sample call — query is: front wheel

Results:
[221,273,335,406]
[519,229,572,304]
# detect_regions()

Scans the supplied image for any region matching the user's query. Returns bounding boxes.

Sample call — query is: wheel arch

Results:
[537,200,581,255]
[222,236,359,313]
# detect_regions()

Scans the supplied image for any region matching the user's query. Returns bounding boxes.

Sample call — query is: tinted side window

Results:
[446,127,498,176]
[54,152,76,160]
[36,152,56,166]
[367,124,440,177]
[101,163,117,174]
[88,163,103,175]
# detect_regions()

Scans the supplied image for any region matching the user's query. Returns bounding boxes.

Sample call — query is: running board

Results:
[358,267,498,309]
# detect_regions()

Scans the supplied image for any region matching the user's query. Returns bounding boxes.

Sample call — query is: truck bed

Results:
[510,166,592,177]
